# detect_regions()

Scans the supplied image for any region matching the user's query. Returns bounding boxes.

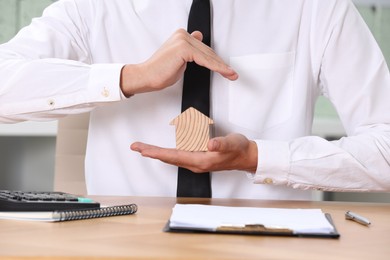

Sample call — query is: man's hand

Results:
[120,29,238,97]
[130,133,258,173]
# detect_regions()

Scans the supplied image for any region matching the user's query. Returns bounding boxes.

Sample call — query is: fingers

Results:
[130,142,169,159]
[129,142,146,153]
[190,31,203,42]
[122,29,238,95]
[131,142,186,163]
[131,142,206,172]
[185,30,238,80]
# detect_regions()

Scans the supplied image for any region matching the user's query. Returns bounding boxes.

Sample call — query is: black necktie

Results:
[177,0,212,198]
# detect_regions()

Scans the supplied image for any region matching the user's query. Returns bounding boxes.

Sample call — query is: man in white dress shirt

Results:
[0,0,389,199]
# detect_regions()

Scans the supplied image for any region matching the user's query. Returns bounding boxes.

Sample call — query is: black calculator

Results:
[0,190,100,211]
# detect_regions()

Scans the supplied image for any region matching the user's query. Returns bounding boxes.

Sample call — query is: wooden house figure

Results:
[170,107,214,152]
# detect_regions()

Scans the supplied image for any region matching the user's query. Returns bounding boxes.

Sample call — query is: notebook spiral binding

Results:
[55,204,138,221]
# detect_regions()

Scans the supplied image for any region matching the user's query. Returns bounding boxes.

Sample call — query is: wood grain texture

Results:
[1,196,390,259]
[170,107,213,151]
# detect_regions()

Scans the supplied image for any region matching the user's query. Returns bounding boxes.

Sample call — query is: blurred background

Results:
[0,0,389,202]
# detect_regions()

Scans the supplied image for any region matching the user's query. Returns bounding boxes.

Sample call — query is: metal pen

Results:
[345,211,371,226]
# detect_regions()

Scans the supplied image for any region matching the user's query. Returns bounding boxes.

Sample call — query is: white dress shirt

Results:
[0,0,389,199]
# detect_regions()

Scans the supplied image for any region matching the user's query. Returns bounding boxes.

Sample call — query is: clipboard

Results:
[164,205,340,239]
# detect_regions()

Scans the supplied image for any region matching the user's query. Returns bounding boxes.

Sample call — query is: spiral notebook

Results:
[0,204,137,222]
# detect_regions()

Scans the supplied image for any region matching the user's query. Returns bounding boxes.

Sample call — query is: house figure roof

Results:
[170,107,214,152]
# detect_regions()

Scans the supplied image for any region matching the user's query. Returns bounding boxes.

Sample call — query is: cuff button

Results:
[101,87,110,97]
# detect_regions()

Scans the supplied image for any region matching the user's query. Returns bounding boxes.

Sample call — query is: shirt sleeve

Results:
[253,0,390,192]
[0,0,123,123]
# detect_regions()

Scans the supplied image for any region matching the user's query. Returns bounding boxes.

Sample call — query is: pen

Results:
[345,211,371,226]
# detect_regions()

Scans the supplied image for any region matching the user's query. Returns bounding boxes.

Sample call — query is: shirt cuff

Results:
[120,89,129,100]
[87,63,125,102]
[251,139,291,186]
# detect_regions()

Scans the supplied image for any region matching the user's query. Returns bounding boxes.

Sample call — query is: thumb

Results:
[208,137,230,152]
[190,31,204,42]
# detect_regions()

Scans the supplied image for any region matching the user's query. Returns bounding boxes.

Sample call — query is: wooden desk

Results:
[1,196,389,259]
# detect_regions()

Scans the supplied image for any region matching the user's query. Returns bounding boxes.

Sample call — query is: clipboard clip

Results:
[216,224,293,234]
